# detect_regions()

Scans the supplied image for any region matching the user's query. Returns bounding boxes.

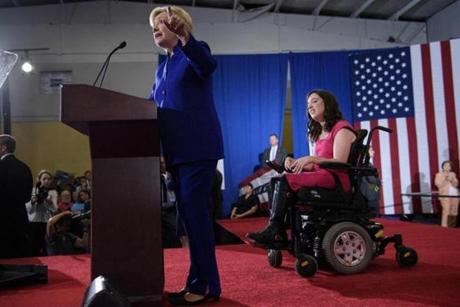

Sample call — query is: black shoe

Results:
[167,289,189,299]
[168,292,220,305]
[246,224,287,249]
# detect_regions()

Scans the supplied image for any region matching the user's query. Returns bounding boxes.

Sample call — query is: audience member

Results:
[261,133,288,166]
[46,211,89,255]
[26,169,58,256]
[0,134,33,259]
[72,175,90,201]
[57,190,73,213]
[231,183,260,220]
[71,189,91,214]
[435,160,459,227]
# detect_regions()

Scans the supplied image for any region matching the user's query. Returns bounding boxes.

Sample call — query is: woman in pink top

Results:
[248,90,356,247]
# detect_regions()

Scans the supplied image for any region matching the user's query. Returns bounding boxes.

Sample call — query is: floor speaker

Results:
[82,275,131,307]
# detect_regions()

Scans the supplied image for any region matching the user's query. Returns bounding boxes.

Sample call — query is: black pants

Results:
[29,222,47,256]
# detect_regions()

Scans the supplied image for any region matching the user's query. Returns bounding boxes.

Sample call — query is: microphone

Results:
[93,41,127,87]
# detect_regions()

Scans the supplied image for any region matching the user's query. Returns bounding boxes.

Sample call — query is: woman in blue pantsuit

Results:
[148,6,224,305]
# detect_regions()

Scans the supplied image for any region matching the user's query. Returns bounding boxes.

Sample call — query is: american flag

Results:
[350,38,460,215]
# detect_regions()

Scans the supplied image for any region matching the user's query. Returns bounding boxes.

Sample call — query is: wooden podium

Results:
[61,84,163,305]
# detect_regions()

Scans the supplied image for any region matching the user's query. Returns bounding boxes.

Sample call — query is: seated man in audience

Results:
[261,133,288,167]
[71,189,91,214]
[46,211,88,255]
[57,190,73,213]
[231,183,260,219]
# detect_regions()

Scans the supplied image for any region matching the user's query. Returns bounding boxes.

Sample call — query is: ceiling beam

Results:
[232,0,239,22]
[274,0,284,13]
[350,0,375,18]
[313,0,329,16]
[388,0,422,21]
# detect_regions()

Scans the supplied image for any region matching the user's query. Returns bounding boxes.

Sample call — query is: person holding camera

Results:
[0,134,33,259]
[26,169,58,256]
[46,211,89,255]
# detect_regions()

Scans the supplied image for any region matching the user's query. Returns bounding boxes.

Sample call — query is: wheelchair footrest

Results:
[243,237,289,250]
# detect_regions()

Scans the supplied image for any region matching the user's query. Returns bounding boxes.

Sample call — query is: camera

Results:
[72,210,91,221]
[34,183,49,204]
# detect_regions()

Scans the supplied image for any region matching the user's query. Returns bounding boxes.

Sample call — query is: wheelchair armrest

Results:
[318,162,352,170]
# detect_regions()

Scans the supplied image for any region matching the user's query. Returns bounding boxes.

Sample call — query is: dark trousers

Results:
[171,160,221,296]
[29,222,47,256]
[0,228,29,259]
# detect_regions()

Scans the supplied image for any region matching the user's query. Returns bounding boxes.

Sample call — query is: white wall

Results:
[427,0,460,42]
[0,1,427,121]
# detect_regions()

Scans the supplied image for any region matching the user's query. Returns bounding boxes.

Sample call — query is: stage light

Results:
[21,61,33,73]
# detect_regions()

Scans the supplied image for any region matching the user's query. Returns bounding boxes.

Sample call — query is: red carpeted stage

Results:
[1,217,460,306]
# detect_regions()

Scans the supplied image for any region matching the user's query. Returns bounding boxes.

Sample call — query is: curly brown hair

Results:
[307,89,343,142]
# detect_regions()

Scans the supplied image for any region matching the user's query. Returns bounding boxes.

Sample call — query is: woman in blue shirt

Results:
[149,6,223,305]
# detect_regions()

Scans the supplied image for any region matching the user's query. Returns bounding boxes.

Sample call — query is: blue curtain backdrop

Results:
[288,51,354,158]
[213,54,288,216]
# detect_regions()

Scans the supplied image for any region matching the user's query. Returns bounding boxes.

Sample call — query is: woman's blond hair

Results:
[149,6,193,32]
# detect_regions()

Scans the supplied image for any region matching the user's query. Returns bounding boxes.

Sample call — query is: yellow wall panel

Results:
[11,121,91,179]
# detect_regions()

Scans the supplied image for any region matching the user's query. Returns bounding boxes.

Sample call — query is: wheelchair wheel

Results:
[295,254,318,278]
[268,249,282,268]
[322,222,374,275]
[396,246,418,267]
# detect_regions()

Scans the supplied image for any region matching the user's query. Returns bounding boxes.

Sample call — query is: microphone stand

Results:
[93,42,127,88]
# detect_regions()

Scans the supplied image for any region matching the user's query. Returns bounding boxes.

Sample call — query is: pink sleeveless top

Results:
[285,120,354,192]
[314,120,352,159]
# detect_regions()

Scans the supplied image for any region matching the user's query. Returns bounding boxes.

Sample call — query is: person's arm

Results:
[236,205,258,219]
[46,190,58,212]
[435,172,448,189]
[46,211,73,238]
[26,188,37,213]
[449,172,458,187]
[74,231,89,249]
[178,36,217,79]
[230,207,238,220]
[162,8,216,78]
[289,129,356,173]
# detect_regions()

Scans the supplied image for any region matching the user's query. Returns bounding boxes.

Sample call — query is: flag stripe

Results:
[378,119,395,214]
[431,42,449,166]
[411,44,433,214]
[396,118,412,214]
[421,43,439,213]
[388,118,402,214]
[452,40,460,174]
[406,117,422,213]
[441,40,459,173]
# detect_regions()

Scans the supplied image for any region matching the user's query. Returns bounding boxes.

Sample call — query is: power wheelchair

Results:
[257,126,418,277]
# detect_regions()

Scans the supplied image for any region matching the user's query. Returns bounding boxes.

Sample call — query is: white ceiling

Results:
[0,0,457,22]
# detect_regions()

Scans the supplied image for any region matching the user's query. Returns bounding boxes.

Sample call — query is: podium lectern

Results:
[61,84,163,305]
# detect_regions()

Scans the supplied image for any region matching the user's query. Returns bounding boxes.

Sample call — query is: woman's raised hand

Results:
[162,7,190,45]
